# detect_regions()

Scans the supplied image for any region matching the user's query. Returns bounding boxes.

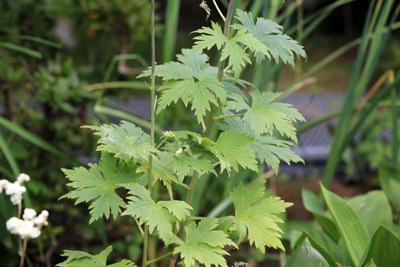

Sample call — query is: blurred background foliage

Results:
[0,0,399,266]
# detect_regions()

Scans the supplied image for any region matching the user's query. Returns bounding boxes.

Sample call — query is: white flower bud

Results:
[0,179,9,193]
[175,148,183,156]
[23,208,37,220]
[17,173,30,183]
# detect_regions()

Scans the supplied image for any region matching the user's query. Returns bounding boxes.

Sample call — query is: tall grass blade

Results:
[163,0,180,63]
[0,117,71,162]
[0,42,42,58]
[322,0,397,186]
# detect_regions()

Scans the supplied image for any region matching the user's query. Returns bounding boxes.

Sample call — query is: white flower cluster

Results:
[0,173,30,205]
[0,173,49,239]
[6,208,49,239]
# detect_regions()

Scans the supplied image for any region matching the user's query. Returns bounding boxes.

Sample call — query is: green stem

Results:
[142,1,157,266]
[19,239,28,267]
[147,251,174,265]
[190,0,236,205]
[203,0,235,137]
[213,112,245,121]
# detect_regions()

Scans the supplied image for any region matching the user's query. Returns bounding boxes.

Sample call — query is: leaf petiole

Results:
[213,113,245,120]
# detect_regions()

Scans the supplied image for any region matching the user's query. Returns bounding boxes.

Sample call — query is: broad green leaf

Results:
[359,226,400,267]
[286,238,330,267]
[230,182,292,252]
[321,185,369,266]
[378,162,400,210]
[233,10,306,66]
[173,220,237,267]
[122,184,192,244]
[347,190,393,236]
[209,130,258,174]
[56,246,137,267]
[61,153,139,223]
[302,188,340,242]
[85,121,156,164]
[226,90,305,140]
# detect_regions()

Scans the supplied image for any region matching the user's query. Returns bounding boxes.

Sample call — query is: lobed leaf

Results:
[147,49,226,124]
[209,130,258,174]
[193,22,264,78]
[61,153,139,223]
[173,220,237,267]
[230,182,292,252]
[56,246,137,267]
[233,10,306,65]
[85,121,156,164]
[122,184,192,245]
[226,90,305,141]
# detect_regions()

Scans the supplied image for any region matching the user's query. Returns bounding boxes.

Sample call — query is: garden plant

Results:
[57,0,307,266]
[2,0,400,266]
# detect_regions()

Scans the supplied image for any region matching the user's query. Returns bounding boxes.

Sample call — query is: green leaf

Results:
[230,182,292,252]
[250,135,303,173]
[141,49,226,124]
[85,121,156,164]
[61,153,139,223]
[359,226,400,267]
[226,90,304,140]
[209,130,258,174]
[173,220,237,267]
[233,10,306,66]
[193,22,266,78]
[347,190,393,236]
[321,185,370,266]
[378,162,400,210]
[302,188,340,242]
[219,117,303,172]
[137,151,181,198]
[286,238,330,267]
[56,246,137,267]
[0,41,42,58]
[122,184,192,244]
[173,151,216,181]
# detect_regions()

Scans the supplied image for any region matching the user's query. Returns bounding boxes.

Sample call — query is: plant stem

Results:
[203,0,235,137]
[142,0,157,266]
[19,239,27,267]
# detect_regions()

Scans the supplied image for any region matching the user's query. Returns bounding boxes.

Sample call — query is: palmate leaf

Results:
[209,130,258,174]
[137,151,180,198]
[251,136,303,173]
[193,21,267,78]
[85,121,156,164]
[173,220,237,267]
[140,49,226,124]
[230,182,293,252]
[56,246,137,267]
[233,9,306,65]
[226,90,305,141]
[61,153,139,224]
[122,184,192,245]
[173,151,216,181]
[162,130,217,181]
[219,115,303,173]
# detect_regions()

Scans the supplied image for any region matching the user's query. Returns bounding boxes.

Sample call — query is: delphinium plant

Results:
[57,0,306,266]
[0,173,49,267]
